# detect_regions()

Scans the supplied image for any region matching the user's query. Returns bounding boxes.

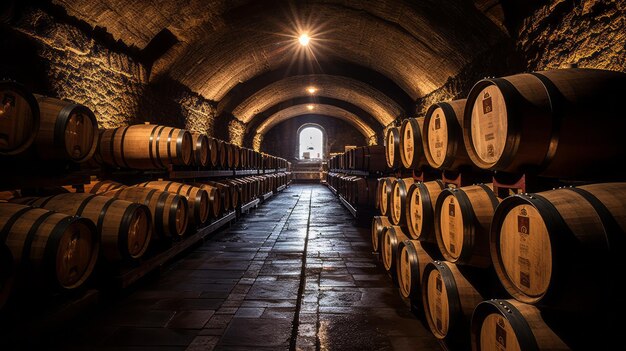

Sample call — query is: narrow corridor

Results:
[23,184,439,350]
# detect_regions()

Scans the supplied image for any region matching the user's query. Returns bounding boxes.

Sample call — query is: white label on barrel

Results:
[441,195,463,260]
[428,107,447,168]
[428,269,449,338]
[481,314,522,351]
[471,86,507,166]
[387,131,395,165]
[412,190,422,235]
[499,205,552,298]
[405,122,414,164]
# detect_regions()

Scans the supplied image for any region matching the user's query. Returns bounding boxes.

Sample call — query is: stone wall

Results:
[1,7,221,136]
[517,0,625,72]
[414,0,626,117]
[261,116,367,160]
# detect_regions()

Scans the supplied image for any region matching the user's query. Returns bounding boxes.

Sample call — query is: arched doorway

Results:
[297,124,326,160]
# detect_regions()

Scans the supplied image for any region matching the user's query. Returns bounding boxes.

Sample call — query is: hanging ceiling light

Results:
[298,33,311,46]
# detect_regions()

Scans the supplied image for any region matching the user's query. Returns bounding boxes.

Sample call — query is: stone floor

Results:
[8,184,440,350]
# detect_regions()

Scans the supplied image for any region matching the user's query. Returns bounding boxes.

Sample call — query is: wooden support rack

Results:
[113,210,236,288]
[239,198,260,214]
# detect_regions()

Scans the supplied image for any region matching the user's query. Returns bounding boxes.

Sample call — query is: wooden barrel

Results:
[192,182,222,218]
[381,225,408,283]
[232,144,241,169]
[102,187,188,239]
[390,177,415,226]
[378,177,397,217]
[13,193,151,262]
[463,68,626,178]
[371,216,392,253]
[435,184,499,268]
[87,179,126,195]
[0,81,40,156]
[471,299,570,351]
[400,117,427,170]
[207,137,219,168]
[137,181,209,228]
[397,239,437,301]
[0,203,99,290]
[385,127,401,169]
[34,95,98,163]
[240,147,248,169]
[406,180,445,242]
[422,260,484,349]
[490,182,626,315]
[215,139,227,168]
[361,145,388,172]
[99,124,193,169]
[0,243,13,309]
[191,132,209,167]
[423,99,472,170]
[205,181,233,212]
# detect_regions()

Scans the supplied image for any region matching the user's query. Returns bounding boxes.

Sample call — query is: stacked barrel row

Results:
[326,173,377,209]
[384,68,626,182]
[97,124,287,171]
[0,81,288,172]
[0,81,99,164]
[328,145,390,172]
[0,172,291,310]
[373,176,626,349]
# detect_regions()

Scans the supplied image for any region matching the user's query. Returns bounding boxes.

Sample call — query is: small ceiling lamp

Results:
[307,86,317,94]
[307,104,314,110]
[298,33,311,46]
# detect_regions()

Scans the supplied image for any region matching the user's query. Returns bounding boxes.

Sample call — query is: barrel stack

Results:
[370,68,626,350]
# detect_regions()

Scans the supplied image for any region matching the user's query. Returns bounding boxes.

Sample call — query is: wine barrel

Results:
[13,193,152,262]
[191,132,209,167]
[359,145,388,172]
[215,139,227,168]
[463,68,626,178]
[0,243,13,309]
[397,239,438,301]
[423,100,472,170]
[378,177,397,217]
[490,182,626,315]
[381,225,409,284]
[471,299,570,351]
[137,181,209,228]
[232,144,241,169]
[99,124,193,169]
[192,183,222,218]
[0,81,40,156]
[207,137,219,168]
[102,187,188,239]
[435,184,499,268]
[400,117,427,170]
[240,147,248,169]
[390,177,415,226]
[205,181,232,212]
[422,260,483,349]
[34,95,98,162]
[0,203,99,290]
[88,179,126,195]
[385,127,401,169]
[371,216,392,254]
[406,180,445,242]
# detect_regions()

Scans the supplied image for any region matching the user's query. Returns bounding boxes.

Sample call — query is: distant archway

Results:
[297,123,326,160]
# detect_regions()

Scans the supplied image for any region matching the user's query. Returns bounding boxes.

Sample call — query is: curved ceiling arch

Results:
[233,75,401,126]
[256,104,375,139]
[217,60,414,115]
[244,96,383,141]
[159,1,505,101]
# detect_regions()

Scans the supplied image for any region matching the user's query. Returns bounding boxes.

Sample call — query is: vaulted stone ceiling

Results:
[255,104,375,139]
[51,0,507,144]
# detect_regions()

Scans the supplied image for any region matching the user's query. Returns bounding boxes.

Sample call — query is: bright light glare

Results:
[307,87,316,94]
[298,33,311,46]
[307,104,314,110]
